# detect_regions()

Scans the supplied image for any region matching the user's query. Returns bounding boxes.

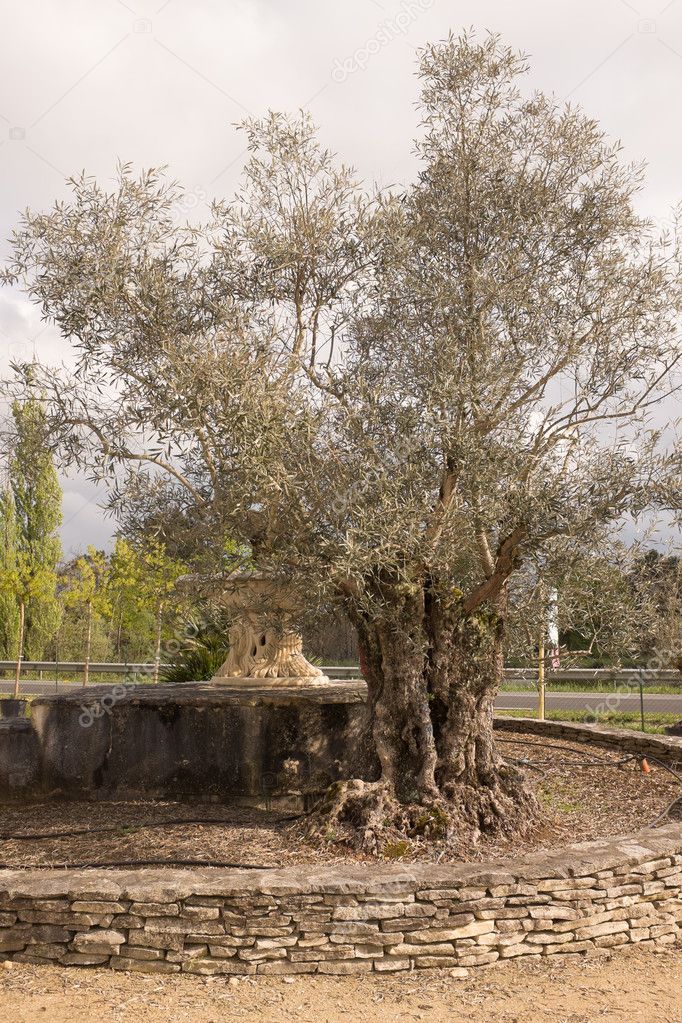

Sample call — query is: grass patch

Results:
[538,786,583,813]
[496,708,680,733]
[499,681,682,695]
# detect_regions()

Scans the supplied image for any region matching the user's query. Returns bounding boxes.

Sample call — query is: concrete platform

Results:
[43,678,368,705]
[0,680,375,808]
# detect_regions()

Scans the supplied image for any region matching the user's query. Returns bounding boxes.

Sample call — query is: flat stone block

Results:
[374,957,410,972]
[111,957,180,974]
[317,960,373,975]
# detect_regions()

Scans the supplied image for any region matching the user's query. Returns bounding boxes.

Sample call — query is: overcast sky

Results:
[1,0,681,556]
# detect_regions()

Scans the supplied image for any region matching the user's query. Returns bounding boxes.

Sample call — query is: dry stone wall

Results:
[493,716,682,766]
[0,823,680,975]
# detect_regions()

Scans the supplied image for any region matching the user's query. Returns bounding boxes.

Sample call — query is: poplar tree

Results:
[0,489,20,658]
[9,399,63,663]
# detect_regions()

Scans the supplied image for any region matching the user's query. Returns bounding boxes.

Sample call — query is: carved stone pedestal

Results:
[210,571,330,688]
[212,624,330,688]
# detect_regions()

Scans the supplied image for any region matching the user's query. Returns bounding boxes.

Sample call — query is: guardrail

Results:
[331,667,682,686]
[0,661,157,676]
[504,667,682,686]
[1,663,681,730]
[0,662,362,679]
[1,662,680,684]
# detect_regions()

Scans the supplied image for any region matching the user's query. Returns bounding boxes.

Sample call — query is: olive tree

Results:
[3,32,681,844]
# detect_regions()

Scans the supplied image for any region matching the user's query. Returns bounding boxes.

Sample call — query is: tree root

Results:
[302,767,540,857]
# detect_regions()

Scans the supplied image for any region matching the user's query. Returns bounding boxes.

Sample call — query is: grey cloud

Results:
[1,0,681,552]
[60,476,115,558]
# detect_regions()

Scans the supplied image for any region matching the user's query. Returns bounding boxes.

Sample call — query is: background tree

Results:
[62,547,110,684]
[0,544,62,695]
[0,399,62,691]
[0,488,20,659]
[503,539,667,669]
[6,399,62,660]
[3,32,681,847]
[104,537,187,677]
[108,537,154,661]
[633,550,682,668]
[129,539,185,683]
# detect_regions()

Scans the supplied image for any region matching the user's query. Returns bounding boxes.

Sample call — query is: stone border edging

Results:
[0,823,680,975]
[493,716,682,766]
[0,718,680,977]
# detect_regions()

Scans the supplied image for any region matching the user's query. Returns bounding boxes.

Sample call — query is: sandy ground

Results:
[0,944,680,1023]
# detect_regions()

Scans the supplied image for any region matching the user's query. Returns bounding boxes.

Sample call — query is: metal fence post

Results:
[538,637,546,721]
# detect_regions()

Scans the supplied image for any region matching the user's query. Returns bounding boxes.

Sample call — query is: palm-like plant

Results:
[160,607,230,684]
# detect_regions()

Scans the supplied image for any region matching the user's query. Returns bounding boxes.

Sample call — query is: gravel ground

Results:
[0,943,680,1023]
[0,732,679,868]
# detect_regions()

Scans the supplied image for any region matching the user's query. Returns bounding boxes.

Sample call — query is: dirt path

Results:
[0,944,680,1023]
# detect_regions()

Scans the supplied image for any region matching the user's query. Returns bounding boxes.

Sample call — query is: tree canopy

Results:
[3,31,681,842]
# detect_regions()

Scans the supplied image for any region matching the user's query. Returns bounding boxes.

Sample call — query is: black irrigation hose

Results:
[499,735,682,827]
[0,858,276,870]
[0,816,299,842]
[642,754,682,787]
[495,737,595,753]
[650,795,682,829]
[520,755,636,769]
[497,735,682,777]
[495,736,632,760]
[503,753,637,772]
[640,755,682,827]
[502,756,548,777]
[499,736,639,770]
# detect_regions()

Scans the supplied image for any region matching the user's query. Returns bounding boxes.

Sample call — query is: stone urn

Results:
[211,571,330,687]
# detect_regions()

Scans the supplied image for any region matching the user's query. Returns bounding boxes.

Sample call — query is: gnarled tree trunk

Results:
[331,579,536,849]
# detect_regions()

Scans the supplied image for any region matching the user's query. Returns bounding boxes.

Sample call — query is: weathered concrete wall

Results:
[0,824,680,975]
[0,682,376,806]
[0,720,40,796]
[3,688,681,806]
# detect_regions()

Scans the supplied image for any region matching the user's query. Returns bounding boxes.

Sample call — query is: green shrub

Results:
[160,612,230,684]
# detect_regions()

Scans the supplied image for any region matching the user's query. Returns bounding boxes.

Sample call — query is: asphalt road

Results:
[1,679,136,696]
[3,679,682,714]
[496,691,682,713]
